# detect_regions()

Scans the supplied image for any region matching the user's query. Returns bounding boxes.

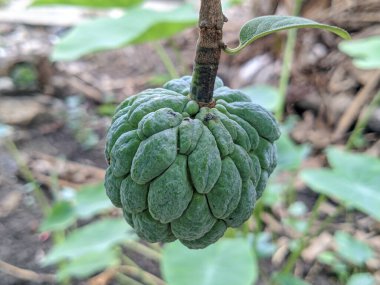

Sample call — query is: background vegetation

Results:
[0,0,379,284]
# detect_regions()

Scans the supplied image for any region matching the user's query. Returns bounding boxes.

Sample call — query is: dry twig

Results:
[0,260,56,283]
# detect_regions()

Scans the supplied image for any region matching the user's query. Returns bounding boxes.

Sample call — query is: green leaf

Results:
[282,218,308,234]
[241,85,280,111]
[74,183,113,219]
[43,218,132,265]
[32,0,142,8]
[272,273,311,285]
[261,183,286,206]
[275,133,310,171]
[288,201,307,217]
[0,123,14,139]
[52,5,197,61]
[347,273,376,285]
[162,238,257,285]
[334,231,374,266]
[251,232,277,258]
[339,36,380,69]
[300,148,380,221]
[317,251,348,276]
[224,16,350,54]
[40,201,76,232]
[326,148,380,189]
[57,250,119,280]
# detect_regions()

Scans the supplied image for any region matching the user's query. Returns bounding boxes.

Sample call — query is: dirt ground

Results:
[0,0,380,284]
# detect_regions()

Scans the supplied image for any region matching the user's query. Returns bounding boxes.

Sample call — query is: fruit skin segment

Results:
[104,76,280,249]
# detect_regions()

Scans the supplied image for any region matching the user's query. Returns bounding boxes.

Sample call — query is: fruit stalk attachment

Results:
[190,0,226,105]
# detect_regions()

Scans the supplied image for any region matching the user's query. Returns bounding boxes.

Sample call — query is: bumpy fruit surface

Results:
[104,76,280,249]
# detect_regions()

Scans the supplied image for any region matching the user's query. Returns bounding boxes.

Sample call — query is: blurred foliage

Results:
[301,148,380,221]
[32,0,142,8]
[241,84,280,112]
[51,5,197,61]
[40,182,134,280]
[9,63,39,90]
[162,238,257,285]
[339,36,380,69]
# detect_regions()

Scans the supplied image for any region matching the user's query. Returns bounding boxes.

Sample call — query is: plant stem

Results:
[190,0,225,104]
[116,272,145,285]
[4,139,50,214]
[119,266,166,285]
[276,0,303,121]
[153,42,179,79]
[124,241,161,263]
[281,194,326,274]
[346,90,380,149]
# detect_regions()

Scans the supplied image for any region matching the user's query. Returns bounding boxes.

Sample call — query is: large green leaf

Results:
[339,36,380,69]
[32,0,142,8]
[57,250,119,280]
[162,238,257,285]
[300,148,380,221]
[224,16,350,54]
[40,201,76,232]
[74,183,113,219]
[347,273,376,285]
[275,133,310,171]
[52,5,197,61]
[272,273,311,285]
[335,231,374,266]
[241,85,280,112]
[43,218,131,265]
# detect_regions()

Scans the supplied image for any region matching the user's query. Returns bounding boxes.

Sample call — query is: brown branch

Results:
[118,266,166,285]
[190,0,226,104]
[332,70,380,142]
[0,260,56,283]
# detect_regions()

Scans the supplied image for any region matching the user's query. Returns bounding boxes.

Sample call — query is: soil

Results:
[0,147,53,284]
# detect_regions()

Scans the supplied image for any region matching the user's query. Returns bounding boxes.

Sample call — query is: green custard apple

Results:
[104,76,280,249]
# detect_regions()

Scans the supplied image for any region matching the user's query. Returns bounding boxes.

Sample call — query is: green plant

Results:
[301,147,380,221]
[40,183,162,282]
[9,62,39,90]
[339,36,380,149]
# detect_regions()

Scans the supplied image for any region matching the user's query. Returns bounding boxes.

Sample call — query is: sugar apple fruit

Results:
[104,76,280,249]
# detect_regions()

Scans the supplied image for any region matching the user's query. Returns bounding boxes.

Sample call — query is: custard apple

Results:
[104,76,280,249]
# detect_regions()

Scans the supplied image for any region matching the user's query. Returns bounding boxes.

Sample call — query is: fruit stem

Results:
[190,0,226,105]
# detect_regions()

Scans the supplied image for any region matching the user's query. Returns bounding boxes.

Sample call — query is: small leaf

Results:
[334,231,374,266]
[74,183,113,219]
[347,273,376,285]
[261,183,286,206]
[272,273,311,285]
[162,238,257,285]
[275,133,310,171]
[251,232,277,258]
[57,250,119,280]
[282,218,308,234]
[43,218,132,265]
[301,148,380,221]
[241,85,280,111]
[339,36,380,69]
[288,201,307,217]
[0,123,14,139]
[317,251,348,276]
[224,16,350,54]
[32,0,142,8]
[40,201,76,232]
[52,5,197,61]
